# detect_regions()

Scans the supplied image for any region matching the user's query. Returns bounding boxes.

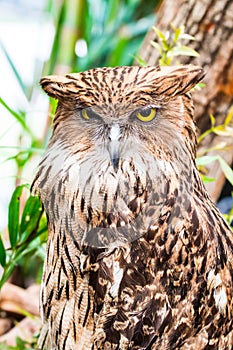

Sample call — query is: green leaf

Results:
[0,41,27,97]
[173,25,182,43]
[16,336,28,349]
[0,97,32,136]
[0,235,6,267]
[0,263,15,289]
[133,55,147,66]
[161,39,169,51]
[179,33,196,41]
[152,26,167,41]
[14,237,44,262]
[196,156,233,186]
[197,128,212,144]
[218,157,233,185]
[20,195,43,242]
[195,155,218,166]
[224,105,233,126]
[193,82,205,91]
[168,45,199,58]
[150,41,163,55]
[0,145,44,154]
[8,185,26,249]
[209,114,215,127]
[212,125,233,137]
[201,175,216,183]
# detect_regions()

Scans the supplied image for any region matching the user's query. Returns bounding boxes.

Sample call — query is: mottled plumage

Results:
[32,65,233,349]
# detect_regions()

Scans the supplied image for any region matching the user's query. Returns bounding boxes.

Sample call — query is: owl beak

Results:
[110,151,119,171]
[108,124,121,171]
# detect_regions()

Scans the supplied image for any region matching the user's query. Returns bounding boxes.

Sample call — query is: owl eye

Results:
[81,108,102,121]
[81,109,90,120]
[135,107,157,123]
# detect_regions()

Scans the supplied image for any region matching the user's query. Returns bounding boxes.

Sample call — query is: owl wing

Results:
[38,227,95,350]
[89,195,233,349]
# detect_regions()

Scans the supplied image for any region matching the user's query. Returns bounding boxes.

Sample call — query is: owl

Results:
[32,65,233,349]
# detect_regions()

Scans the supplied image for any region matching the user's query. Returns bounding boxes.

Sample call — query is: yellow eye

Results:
[81,108,102,121]
[81,109,90,120]
[136,108,157,123]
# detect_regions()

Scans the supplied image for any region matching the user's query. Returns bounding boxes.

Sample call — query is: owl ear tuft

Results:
[40,75,74,100]
[157,65,205,96]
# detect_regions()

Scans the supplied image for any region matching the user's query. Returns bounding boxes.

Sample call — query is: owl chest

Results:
[39,149,187,249]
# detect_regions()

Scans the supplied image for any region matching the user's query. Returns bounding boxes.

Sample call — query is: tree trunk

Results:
[137,0,233,201]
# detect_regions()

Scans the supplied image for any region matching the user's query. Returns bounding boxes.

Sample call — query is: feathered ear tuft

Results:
[154,65,205,96]
[40,75,76,100]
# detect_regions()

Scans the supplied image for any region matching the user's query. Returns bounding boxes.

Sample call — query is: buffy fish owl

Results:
[32,65,233,349]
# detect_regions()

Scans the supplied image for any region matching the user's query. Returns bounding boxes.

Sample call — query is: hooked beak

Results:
[108,142,120,171]
[108,124,121,171]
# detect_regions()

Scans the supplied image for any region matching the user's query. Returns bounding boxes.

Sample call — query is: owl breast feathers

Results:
[32,65,233,349]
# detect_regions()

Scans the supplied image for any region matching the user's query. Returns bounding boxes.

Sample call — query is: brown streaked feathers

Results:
[32,65,233,349]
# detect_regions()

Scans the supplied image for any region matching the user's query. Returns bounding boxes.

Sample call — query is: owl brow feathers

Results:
[40,65,205,105]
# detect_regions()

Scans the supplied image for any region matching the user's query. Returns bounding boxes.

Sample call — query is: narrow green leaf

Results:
[197,156,233,186]
[0,263,15,289]
[224,105,233,126]
[201,175,216,183]
[193,82,205,91]
[132,55,147,66]
[161,40,169,51]
[180,33,196,41]
[8,185,25,248]
[0,41,27,96]
[209,114,215,127]
[14,237,43,262]
[20,195,43,242]
[195,156,218,166]
[173,25,182,43]
[168,45,199,58]
[218,157,233,185]
[150,41,163,55]
[0,97,32,135]
[212,125,233,137]
[197,128,212,143]
[152,26,167,41]
[0,235,6,267]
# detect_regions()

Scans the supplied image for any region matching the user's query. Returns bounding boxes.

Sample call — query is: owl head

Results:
[40,65,204,161]
[35,65,205,247]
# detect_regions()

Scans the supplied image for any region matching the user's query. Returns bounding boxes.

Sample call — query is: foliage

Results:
[44,0,156,74]
[150,24,199,66]
[149,25,233,188]
[0,335,38,350]
[224,197,233,228]
[196,106,233,185]
[197,106,233,143]
[0,184,47,289]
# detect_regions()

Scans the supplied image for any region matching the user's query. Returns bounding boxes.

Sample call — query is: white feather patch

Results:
[110,260,123,298]
[207,269,228,314]
[109,124,120,141]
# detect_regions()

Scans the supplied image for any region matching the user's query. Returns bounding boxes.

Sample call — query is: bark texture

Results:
[138,0,233,201]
